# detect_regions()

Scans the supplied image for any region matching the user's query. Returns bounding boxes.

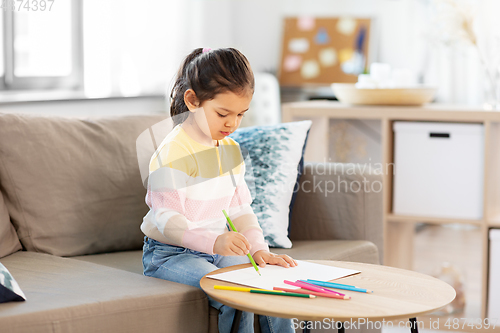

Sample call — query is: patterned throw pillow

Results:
[230,120,312,248]
[0,262,26,303]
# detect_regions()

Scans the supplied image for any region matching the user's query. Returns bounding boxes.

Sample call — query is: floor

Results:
[382,223,483,333]
[297,223,483,333]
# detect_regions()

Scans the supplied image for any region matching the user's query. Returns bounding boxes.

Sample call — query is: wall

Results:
[209,0,495,106]
[79,0,500,106]
[203,0,498,164]
[83,0,191,98]
[4,0,497,142]
[0,96,166,118]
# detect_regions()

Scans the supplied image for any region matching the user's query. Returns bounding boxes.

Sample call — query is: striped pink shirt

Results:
[140,124,269,255]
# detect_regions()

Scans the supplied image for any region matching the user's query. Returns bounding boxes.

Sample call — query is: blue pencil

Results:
[304,280,373,293]
[305,279,358,288]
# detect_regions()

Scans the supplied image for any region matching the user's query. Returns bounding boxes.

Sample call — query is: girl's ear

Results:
[184,89,200,112]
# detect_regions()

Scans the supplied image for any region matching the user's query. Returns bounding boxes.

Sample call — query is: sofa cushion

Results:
[230,120,312,248]
[0,113,168,256]
[0,251,208,333]
[73,249,144,275]
[72,242,378,333]
[288,163,384,264]
[72,241,379,277]
[0,194,22,259]
[272,240,380,265]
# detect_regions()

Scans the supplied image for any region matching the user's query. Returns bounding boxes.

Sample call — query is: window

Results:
[1,0,83,90]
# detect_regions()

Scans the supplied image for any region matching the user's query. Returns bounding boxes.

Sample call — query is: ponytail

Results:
[169,48,254,127]
[170,48,203,126]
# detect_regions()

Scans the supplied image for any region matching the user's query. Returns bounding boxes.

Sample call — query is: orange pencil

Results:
[273,287,350,300]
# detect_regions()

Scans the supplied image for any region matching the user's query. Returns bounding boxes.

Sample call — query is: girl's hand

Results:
[252,251,297,268]
[214,232,251,256]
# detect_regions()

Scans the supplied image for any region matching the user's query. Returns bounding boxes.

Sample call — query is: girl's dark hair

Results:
[170,48,255,126]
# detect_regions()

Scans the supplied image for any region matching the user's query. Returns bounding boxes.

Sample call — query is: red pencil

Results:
[294,280,346,296]
[274,287,350,300]
[284,280,346,296]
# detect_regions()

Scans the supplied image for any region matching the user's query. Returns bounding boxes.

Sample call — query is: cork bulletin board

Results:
[278,17,372,87]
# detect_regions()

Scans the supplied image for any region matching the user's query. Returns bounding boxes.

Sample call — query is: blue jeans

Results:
[142,237,294,333]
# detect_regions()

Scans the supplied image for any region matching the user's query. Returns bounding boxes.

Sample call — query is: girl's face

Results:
[186,90,252,144]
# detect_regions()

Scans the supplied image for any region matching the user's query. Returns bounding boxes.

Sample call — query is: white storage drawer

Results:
[488,229,500,319]
[393,122,484,219]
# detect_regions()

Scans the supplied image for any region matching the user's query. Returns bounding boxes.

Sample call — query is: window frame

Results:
[1,0,83,90]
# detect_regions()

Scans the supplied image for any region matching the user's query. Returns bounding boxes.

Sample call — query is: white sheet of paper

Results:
[207,260,360,290]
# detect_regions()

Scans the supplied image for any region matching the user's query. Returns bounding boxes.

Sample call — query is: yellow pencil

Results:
[214,285,316,298]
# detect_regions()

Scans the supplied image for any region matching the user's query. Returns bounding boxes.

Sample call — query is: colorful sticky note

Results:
[337,17,357,35]
[283,54,302,72]
[297,16,315,31]
[319,48,337,67]
[288,38,309,54]
[315,28,330,45]
[301,60,320,79]
[339,48,354,63]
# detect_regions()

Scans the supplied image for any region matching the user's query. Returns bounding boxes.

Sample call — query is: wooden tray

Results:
[332,83,437,105]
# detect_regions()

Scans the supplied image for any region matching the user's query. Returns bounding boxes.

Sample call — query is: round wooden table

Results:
[200,260,456,333]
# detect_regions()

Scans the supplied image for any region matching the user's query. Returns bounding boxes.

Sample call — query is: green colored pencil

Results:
[214,285,315,298]
[250,289,315,298]
[222,209,261,276]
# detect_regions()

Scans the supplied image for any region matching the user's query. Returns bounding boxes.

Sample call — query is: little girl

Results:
[141,48,296,333]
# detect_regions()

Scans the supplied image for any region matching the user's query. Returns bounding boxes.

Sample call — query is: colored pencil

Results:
[294,280,345,296]
[284,280,345,296]
[305,279,373,293]
[284,280,336,295]
[304,279,359,288]
[273,287,350,300]
[222,209,261,276]
[214,285,316,298]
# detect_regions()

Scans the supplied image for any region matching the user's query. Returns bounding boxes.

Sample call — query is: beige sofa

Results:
[0,113,382,333]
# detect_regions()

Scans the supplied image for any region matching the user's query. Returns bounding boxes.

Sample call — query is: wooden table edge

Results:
[200,260,456,322]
